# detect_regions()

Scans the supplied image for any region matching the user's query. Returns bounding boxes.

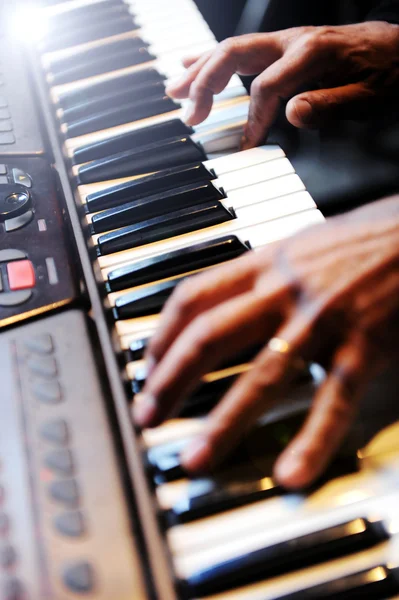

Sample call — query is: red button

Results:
[7,260,36,291]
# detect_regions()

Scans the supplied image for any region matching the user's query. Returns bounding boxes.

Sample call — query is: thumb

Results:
[286,83,375,128]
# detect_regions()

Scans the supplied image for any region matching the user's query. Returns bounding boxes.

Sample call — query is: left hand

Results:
[166,21,399,149]
[133,196,399,489]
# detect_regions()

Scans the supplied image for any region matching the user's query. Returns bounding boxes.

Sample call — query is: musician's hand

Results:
[166,21,399,149]
[133,196,399,489]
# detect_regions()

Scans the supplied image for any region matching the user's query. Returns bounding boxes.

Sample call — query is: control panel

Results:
[0,310,142,599]
[0,157,77,327]
[0,33,45,156]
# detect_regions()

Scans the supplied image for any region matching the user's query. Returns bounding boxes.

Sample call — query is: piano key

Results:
[270,565,399,600]
[94,178,310,260]
[45,0,127,27]
[181,518,389,597]
[126,336,150,361]
[89,166,302,228]
[51,46,156,86]
[65,94,179,138]
[101,207,323,276]
[106,235,249,291]
[63,95,249,157]
[60,80,166,123]
[42,15,138,52]
[91,181,226,234]
[157,449,360,527]
[79,144,285,208]
[73,118,192,164]
[85,162,215,213]
[114,276,188,319]
[78,136,207,184]
[96,200,235,256]
[83,153,292,215]
[57,67,165,111]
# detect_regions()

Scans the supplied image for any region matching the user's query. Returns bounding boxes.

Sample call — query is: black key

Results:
[53,47,155,86]
[48,37,148,74]
[42,15,137,52]
[184,518,389,597]
[87,162,215,213]
[91,181,225,234]
[78,136,206,184]
[114,276,186,319]
[66,95,179,138]
[58,69,164,112]
[63,81,165,123]
[166,466,283,526]
[47,0,127,31]
[273,565,399,600]
[106,235,249,291]
[73,119,193,165]
[97,201,235,256]
[126,337,150,361]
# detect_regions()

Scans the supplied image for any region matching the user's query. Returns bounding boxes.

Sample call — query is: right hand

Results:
[166,21,399,149]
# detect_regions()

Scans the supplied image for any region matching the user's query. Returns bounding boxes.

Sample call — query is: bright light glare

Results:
[9,5,49,43]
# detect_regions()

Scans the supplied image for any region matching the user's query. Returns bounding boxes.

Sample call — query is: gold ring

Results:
[268,337,292,354]
[267,337,306,370]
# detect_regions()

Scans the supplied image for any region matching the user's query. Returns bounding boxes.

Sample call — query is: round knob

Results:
[0,184,32,222]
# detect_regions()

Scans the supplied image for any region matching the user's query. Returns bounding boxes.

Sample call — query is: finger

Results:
[274,336,372,489]
[135,285,286,429]
[286,83,375,129]
[182,54,203,68]
[179,313,314,473]
[182,34,284,125]
[241,45,326,149]
[145,250,266,366]
[165,51,214,99]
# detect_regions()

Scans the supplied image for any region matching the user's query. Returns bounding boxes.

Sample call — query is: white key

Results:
[95,189,316,268]
[64,96,249,154]
[91,175,308,244]
[77,145,286,202]
[113,210,324,349]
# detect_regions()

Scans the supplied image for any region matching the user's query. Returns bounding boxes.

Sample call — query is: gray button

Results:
[0,271,2,292]
[0,96,7,108]
[0,290,32,307]
[55,511,85,538]
[45,449,74,477]
[63,562,95,594]
[33,380,63,404]
[0,513,9,535]
[0,485,4,503]
[0,164,6,174]
[4,210,34,232]
[0,121,12,132]
[0,133,15,145]
[0,175,8,184]
[24,333,53,355]
[49,479,79,506]
[28,355,58,379]
[0,545,17,568]
[0,108,10,120]
[3,578,24,600]
[12,169,32,188]
[40,419,69,445]
[0,249,26,262]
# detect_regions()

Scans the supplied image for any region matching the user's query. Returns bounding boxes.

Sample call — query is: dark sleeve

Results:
[366,0,399,24]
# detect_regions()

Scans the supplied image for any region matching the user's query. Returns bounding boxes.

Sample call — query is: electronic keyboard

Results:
[0,1,398,599]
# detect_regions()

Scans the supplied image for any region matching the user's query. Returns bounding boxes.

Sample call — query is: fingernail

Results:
[182,101,196,125]
[274,451,307,488]
[240,135,253,151]
[181,436,211,471]
[165,78,182,96]
[132,393,158,428]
